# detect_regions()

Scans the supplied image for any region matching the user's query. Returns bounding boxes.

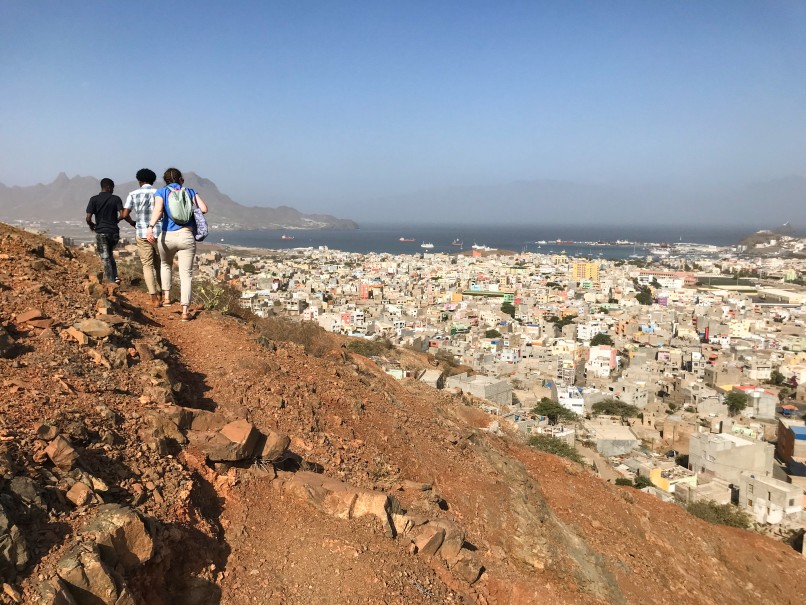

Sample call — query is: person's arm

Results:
[86,212,96,232]
[114,195,133,226]
[194,193,208,214]
[119,208,136,227]
[146,195,164,243]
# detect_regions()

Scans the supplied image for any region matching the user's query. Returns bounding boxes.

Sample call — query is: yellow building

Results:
[572,261,599,282]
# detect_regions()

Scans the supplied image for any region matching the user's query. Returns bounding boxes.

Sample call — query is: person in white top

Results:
[121,168,162,307]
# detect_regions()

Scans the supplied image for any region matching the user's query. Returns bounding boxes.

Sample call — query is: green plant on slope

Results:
[527,434,583,464]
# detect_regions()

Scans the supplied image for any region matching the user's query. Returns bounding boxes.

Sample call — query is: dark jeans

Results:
[95,232,120,282]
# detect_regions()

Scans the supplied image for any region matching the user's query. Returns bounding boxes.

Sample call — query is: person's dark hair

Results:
[163,168,183,185]
[100,178,114,190]
[136,168,156,185]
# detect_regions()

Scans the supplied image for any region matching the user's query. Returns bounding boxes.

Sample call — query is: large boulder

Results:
[0,502,28,582]
[57,542,119,605]
[78,505,153,573]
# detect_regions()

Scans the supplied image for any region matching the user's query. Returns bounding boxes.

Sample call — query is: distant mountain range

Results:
[0,172,357,230]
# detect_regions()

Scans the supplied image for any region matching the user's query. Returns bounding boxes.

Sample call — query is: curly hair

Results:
[136,168,156,185]
[163,167,183,185]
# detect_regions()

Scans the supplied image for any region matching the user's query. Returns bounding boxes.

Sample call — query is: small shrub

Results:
[527,434,584,465]
[192,278,242,315]
[614,478,633,486]
[686,500,751,529]
[633,475,653,489]
[256,316,336,357]
[346,338,394,358]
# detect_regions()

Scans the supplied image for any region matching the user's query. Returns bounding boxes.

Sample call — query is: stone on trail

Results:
[35,423,60,441]
[202,419,259,462]
[431,518,466,563]
[399,480,432,492]
[61,327,89,346]
[414,524,445,557]
[78,504,154,572]
[66,483,95,507]
[45,436,79,470]
[0,328,15,358]
[451,550,484,585]
[2,582,21,603]
[73,319,113,339]
[257,430,290,462]
[15,308,43,324]
[188,410,227,432]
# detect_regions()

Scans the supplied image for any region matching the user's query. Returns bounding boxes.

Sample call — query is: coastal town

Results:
[81,231,806,538]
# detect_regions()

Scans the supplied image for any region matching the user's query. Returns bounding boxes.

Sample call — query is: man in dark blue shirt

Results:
[86,178,132,284]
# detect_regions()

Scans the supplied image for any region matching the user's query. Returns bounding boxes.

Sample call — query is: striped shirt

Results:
[124,184,159,239]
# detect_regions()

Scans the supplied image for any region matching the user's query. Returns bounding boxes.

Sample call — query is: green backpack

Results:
[166,187,194,225]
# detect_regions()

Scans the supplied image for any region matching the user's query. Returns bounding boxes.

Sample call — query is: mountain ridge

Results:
[0,172,358,230]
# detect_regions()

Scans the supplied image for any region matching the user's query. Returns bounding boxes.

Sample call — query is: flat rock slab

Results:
[16,308,43,324]
[286,472,397,536]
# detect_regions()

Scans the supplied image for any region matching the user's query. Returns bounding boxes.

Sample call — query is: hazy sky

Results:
[1,1,804,218]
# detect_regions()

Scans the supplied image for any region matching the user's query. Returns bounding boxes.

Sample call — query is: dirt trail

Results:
[130,293,462,604]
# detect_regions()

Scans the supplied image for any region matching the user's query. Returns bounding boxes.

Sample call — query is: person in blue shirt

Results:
[146,167,208,321]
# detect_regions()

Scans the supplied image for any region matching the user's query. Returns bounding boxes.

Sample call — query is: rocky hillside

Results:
[1,222,806,605]
[0,173,357,230]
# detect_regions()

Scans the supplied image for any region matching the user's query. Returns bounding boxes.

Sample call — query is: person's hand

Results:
[146,226,155,243]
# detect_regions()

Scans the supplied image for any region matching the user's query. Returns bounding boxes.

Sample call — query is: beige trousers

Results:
[135,237,162,295]
[158,229,196,306]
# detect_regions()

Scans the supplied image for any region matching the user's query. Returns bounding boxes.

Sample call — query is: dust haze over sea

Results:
[219,223,753,258]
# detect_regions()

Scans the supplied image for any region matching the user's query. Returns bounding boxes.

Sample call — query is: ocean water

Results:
[216,223,750,258]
